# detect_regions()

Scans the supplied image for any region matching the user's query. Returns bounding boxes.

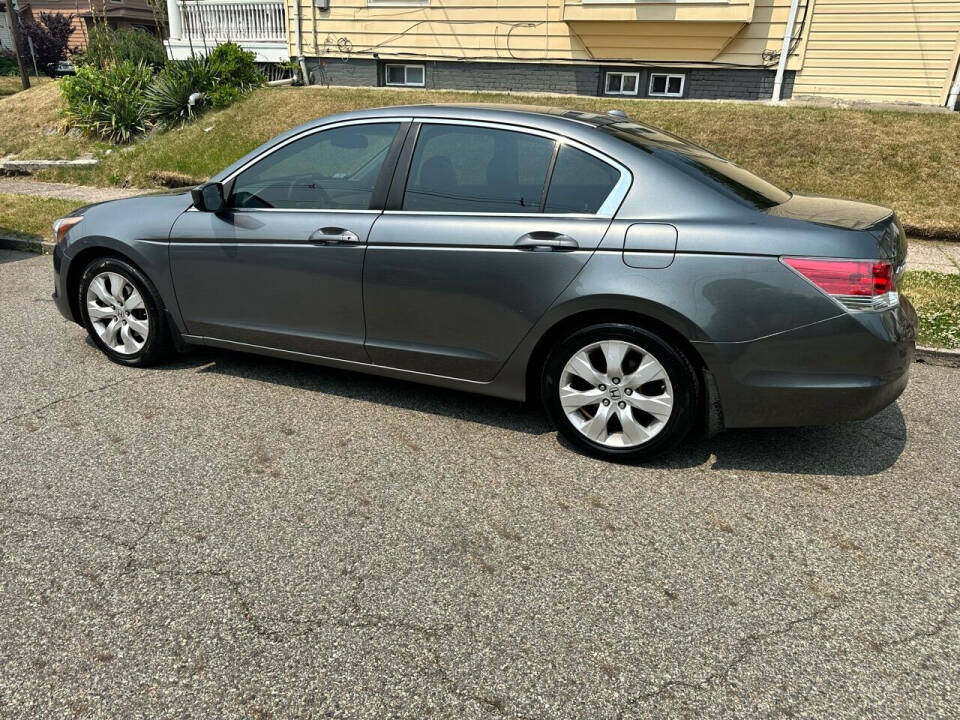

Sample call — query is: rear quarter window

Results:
[544,145,620,214]
[603,123,790,210]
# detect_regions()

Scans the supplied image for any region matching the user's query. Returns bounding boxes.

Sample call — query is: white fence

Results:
[178,0,286,44]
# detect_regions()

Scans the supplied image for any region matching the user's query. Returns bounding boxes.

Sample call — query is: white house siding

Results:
[0,10,15,52]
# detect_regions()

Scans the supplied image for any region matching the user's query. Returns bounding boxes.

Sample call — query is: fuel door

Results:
[622,223,678,269]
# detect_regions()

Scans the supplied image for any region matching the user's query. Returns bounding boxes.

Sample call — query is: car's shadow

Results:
[179,347,906,477]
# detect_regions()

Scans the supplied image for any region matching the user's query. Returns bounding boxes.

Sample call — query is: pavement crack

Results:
[871,597,960,650]
[1,506,165,584]
[0,506,141,552]
[336,565,530,718]
[0,507,127,526]
[121,561,286,641]
[617,603,838,717]
[0,372,152,427]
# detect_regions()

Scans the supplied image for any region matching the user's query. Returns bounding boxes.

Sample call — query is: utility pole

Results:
[6,0,31,90]
[771,0,801,103]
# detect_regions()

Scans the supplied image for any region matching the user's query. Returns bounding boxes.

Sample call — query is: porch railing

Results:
[177,0,287,43]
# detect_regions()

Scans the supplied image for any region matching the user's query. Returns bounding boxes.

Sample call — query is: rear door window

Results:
[543,145,621,214]
[403,124,555,213]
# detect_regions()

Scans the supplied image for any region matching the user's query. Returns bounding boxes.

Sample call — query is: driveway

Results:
[1,249,958,719]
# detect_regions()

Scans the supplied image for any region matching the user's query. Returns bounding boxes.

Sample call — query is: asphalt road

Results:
[1,249,958,719]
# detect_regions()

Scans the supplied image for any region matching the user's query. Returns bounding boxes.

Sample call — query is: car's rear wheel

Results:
[541,323,699,462]
[78,257,172,367]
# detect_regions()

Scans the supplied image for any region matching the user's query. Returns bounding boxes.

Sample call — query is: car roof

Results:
[330,102,630,129]
[211,103,651,183]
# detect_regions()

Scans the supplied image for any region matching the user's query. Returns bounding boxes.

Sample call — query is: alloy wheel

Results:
[85,271,150,355]
[558,339,674,448]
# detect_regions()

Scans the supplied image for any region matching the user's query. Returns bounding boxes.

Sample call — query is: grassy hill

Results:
[2,80,960,237]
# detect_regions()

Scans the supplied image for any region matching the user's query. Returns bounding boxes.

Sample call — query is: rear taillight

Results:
[782,257,899,312]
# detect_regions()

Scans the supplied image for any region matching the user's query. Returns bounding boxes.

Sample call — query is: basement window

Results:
[385,64,425,87]
[649,73,685,98]
[604,72,639,96]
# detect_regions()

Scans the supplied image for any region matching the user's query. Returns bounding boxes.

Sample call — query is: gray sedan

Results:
[51,104,915,462]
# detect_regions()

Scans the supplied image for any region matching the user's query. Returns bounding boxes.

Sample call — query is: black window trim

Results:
[384,118,633,218]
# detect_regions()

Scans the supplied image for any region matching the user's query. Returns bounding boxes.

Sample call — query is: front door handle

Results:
[514,231,578,251]
[308,227,361,245]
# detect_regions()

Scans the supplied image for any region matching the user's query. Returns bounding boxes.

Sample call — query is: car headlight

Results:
[53,216,84,245]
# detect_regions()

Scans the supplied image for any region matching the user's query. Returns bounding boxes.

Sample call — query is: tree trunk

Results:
[7,0,31,90]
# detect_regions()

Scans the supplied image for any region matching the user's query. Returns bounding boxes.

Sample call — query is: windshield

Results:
[602,122,791,209]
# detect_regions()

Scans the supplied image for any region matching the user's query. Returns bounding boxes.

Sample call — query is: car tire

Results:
[78,256,173,367]
[541,323,699,463]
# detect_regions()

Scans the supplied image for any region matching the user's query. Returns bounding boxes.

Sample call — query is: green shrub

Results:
[143,48,261,125]
[208,84,241,108]
[61,61,152,143]
[145,63,204,127]
[0,51,19,77]
[60,42,262,142]
[80,25,166,69]
[178,56,219,94]
[208,42,263,91]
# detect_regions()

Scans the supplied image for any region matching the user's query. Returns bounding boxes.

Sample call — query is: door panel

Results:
[364,213,612,380]
[169,120,404,362]
[170,210,377,361]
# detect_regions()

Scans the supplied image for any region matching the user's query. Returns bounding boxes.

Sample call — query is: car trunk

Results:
[766,194,906,265]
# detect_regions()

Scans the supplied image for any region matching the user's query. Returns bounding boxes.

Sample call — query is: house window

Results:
[604,72,639,96]
[385,64,425,87]
[648,73,685,98]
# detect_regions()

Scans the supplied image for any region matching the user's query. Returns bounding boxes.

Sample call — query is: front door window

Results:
[230,123,400,210]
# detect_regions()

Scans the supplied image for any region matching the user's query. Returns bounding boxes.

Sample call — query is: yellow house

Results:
[287,0,960,106]
[166,0,960,106]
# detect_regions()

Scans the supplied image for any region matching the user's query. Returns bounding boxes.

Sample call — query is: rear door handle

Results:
[514,231,578,251]
[308,227,361,245]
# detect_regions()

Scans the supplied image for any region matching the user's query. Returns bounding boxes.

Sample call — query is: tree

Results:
[20,12,74,72]
[5,0,31,89]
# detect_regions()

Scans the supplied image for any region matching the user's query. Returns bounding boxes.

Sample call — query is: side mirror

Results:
[191,182,226,213]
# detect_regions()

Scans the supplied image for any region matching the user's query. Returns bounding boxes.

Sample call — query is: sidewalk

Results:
[0,178,150,203]
[908,239,960,274]
[1,179,958,273]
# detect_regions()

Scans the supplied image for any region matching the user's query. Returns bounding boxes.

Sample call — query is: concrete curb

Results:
[3,233,959,367]
[915,345,960,368]
[0,236,54,254]
[906,229,960,244]
[0,158,98,172]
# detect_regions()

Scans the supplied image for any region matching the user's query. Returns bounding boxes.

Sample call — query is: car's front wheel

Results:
[541,323,699,462]
[78,256,172,366]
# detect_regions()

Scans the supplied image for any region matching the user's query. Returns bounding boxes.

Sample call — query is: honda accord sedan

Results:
[51,104,915,462]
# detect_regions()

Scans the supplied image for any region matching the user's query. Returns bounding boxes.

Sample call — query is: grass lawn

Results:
[0,76,24,98]
[0,193,84,242]
[902,271,960,349]
[0,75,53,99]
[1,83,959,236]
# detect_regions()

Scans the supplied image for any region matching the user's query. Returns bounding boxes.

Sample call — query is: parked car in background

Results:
[50,105,916,462]
[45,60,76,77]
